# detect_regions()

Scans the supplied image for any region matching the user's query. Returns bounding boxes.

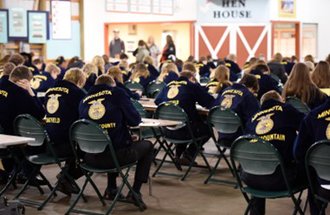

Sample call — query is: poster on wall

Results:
[51,0,71,39]
[27,11,49,44]
[0,9,9,43]
[8,8,27,40]
[278,0,296,18]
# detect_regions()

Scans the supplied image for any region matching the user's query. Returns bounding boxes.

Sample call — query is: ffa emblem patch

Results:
[31,78,42,89]
[133,77,140,83]
[220,95,235,109]
[208,86,217,94]
[88,99,106,120]
[167,85,179,99]
[46,94,61,114]
[255,113,274,135]
[326,117,330,139]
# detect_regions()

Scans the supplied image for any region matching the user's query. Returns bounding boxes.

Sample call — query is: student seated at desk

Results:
[155,71,214,164]
[143,56,159,79]
[205,65,232,95]
[129,63,155,90]
[44,68,86,195]
[0,62,15,83]
[282,62,327,110]
[244,91,305,215]
[157,62,179,84]
[79,75,153,205]
[31,63,61,95]
[82,63,98,92]
[311,61,330,95]
[0,65,45,183]
[107,66,140,100]
[249,63,282,100]
[213,74,260,143]
[294,96,330,215]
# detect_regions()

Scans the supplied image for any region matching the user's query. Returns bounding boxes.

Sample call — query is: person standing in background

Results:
[109,29,125,59]
[147,36,160,67]
[161,35,176,63]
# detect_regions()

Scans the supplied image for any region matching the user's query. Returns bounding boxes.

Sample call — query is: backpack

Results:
[0,197,25,215]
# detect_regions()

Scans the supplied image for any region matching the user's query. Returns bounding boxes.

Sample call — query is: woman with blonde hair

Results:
[92,55,105,76]
[130,63,154,90]
[107,66,140,100]
[157,62,179,84]
[82,63,98,91]
[44,67,86,194]
[206,65,232,94]
[143,55,159,79]
[282,62,326,109]
[311,61,330,95]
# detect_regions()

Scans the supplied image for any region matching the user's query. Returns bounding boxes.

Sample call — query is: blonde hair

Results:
[82,63,98,76]
[282,63,323,104]
[45,63,60,75]
[64,68,86,87]
[143,56,154,65]
[157,62,179,82]
[130,63,149,82]
[311,61,330,88]
[182,62,197,73]
[107,66,123,83]
[92,55,105,74]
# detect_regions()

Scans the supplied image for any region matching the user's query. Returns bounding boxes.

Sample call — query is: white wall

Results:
[269,0,330,61]
[83,0,196,61]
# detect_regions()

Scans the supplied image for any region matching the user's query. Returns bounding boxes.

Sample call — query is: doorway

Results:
[272,21,300,59]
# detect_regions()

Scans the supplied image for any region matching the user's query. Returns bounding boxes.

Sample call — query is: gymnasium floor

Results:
[2,141,329,215]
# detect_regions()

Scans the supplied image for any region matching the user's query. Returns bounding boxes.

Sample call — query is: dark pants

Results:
[241,165,303,215]
[308,171,330,215]
[163,121,210,159]
[85,140,154,190]
[52,144,83,180]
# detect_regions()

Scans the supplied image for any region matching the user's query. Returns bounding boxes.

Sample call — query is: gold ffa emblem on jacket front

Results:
[88,98,106,120]
[31,78,42,89]
[46,94,61,114]
[326,117,330,139]
[255,113,274,135]
[220,95,235,109]
[167,85,179,99]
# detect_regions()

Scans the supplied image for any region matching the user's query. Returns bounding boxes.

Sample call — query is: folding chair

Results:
[305,140,330,215]
[131,99,162,156]
[230,135,306,215]
[286,96,310,115]
[124,81,145,96]
[14,114,85,210]
[146,81,165,98]
[152,103,211,181]
[204,106,242,185]
[66,119,145,215]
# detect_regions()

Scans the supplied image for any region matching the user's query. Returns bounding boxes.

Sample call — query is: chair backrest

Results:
[14,114,48,147]
[131,99,148,118]
[124,81,144,95]
[200,77,210,84]
[208,106,242,134]
[146,81,165,98]
[70,119,111,154]
[154,102,188,123]
[286,96,310,114]
[230,135,282,176]
[306,140,330,182]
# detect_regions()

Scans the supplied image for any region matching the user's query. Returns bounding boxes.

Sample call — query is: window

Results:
[302,23,318,60]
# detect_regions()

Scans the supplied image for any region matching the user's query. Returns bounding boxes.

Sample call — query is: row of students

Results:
[0,60,153,206]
